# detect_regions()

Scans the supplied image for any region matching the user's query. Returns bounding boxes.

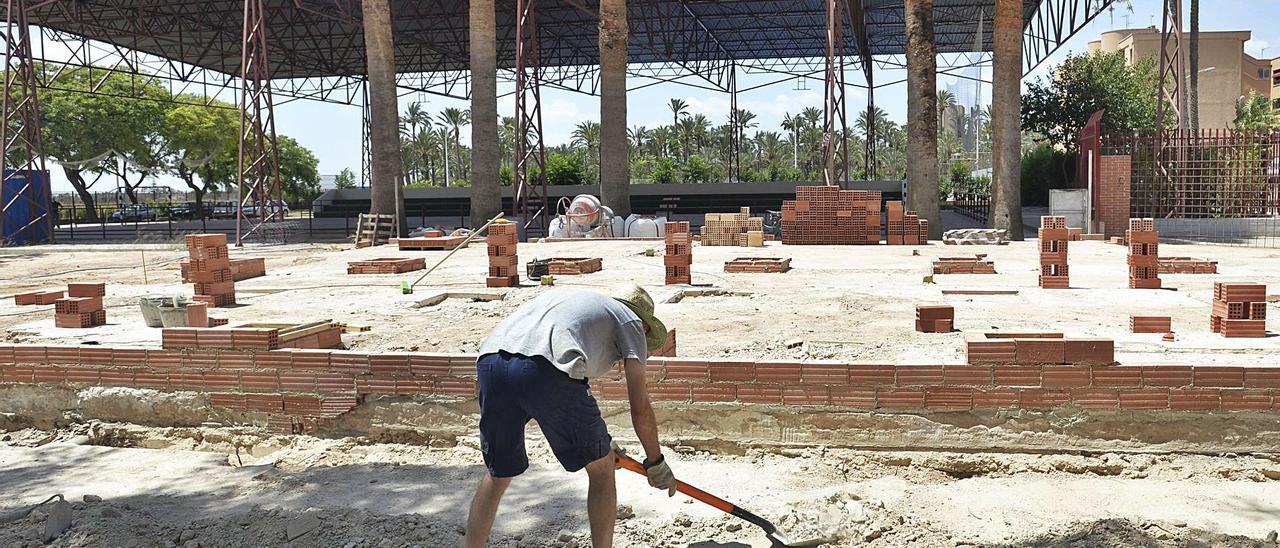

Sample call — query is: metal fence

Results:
[1101,129,1280,247]
[53,208,355,244]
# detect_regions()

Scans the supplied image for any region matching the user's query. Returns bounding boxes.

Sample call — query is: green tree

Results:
[542,153,588,186]
[1233,90,1280,131]
[40,68,169,219]
[650,157,679,184]
[1021,51,1158,151]
[274,136,322,204]
[334,167,357,189]
[158,99,239,216]
[682,155,719,184]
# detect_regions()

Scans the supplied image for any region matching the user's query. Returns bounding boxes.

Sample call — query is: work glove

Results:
[610,442,677,497]
[643,454,677,497]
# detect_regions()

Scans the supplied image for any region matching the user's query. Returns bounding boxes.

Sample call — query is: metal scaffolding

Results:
[235,0,283,246]
[1,0,52,245]
[513,0,549,238]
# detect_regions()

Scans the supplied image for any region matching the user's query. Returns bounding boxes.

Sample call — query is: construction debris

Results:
[942,228,1009,245]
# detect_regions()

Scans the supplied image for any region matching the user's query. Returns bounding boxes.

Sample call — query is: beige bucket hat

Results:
[610,283,669,353]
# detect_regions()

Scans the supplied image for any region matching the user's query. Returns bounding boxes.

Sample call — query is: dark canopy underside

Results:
[29,0,1051,81]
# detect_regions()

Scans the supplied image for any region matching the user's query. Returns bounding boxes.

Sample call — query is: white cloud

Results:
[1245,39,1272,59]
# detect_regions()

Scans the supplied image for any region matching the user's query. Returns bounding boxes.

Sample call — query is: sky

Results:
[42,0,1280,194]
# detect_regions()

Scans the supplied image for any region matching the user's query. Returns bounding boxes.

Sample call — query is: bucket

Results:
[158,305,190,328]
[140,296,186,328]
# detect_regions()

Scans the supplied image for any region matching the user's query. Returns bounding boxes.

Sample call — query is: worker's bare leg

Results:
[584,452,617,548]
[463,472,512,548]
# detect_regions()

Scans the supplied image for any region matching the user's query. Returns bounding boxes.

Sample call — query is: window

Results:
[1273,70,1280,87]
[1260,69,1270,80]
[1273,98,1280,110]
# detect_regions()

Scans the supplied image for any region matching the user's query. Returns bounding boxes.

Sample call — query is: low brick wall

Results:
[2,344,1278,434]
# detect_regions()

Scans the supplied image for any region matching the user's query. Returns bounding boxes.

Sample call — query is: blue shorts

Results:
[476,351,613,477]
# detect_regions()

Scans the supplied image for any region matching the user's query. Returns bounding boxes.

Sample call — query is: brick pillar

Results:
[1098,155,1131,238]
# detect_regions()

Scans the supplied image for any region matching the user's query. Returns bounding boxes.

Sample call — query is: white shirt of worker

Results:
[478,288,649,379]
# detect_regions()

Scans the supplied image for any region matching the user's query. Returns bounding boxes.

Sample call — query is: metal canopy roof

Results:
[28,0,1101,85]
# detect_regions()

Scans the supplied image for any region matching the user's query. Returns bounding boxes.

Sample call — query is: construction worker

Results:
[463,284,677,548]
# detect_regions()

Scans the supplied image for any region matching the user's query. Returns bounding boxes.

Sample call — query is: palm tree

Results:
[781,112,801,168]
[668,98,688,127]
[499,116,516,169]
[571,121,602,181]
[627,125,649,160]
[1188,0,1199,131]
[936,90,956,132]
[438,107,470,186]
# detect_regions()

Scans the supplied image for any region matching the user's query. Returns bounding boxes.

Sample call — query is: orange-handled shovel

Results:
[615,453,829,547]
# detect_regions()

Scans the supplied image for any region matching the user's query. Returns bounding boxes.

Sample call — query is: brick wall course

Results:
[3,345,1280,423]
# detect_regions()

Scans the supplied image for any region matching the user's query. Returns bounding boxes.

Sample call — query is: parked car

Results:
[211,201,236,219]
[109,204,157,223]
[241,200,290,219]
[167,201,213,220]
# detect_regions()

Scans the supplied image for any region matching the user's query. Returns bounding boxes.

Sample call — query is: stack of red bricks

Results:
[180,258,264,283]
[162,326,281,351]
[186,234,236,307]
[780,186,881,245]
[1158,257,1218,274]
[885,201,928,245]
[546,257,603,275]
[1212,282,1267,338]
[486,222,519,287]
[14,289,64,306]
[932,255,996,274]
[1038,216,1070,289]
[723,257,791,273]
[1127,218,1161,289]
[966,334,1115,365]
[54,283,106,328]
[701,208,765,246]
[915,305,954,333]
[1130,315,1172,334]
[664,221,692,284]
[346,257,425,275]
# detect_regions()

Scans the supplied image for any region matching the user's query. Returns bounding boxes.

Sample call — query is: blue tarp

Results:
[2,169,53,245]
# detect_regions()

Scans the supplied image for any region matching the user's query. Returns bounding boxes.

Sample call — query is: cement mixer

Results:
[549,194,617,238]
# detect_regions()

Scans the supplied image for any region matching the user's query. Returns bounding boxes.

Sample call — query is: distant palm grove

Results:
[397,95,991,190]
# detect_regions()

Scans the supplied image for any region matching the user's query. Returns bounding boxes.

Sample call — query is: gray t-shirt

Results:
[479,288,649,379]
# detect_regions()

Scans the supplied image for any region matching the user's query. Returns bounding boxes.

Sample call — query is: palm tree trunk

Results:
[361,0,405,234]
[599,0,631,217]
[904,0,940,239]
[470,0,501,225]
[991,0,1023,240]
[1188,0,1199,132]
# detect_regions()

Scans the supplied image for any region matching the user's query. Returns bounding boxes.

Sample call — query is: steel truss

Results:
[235,0,283,246]
[2,0,52,245]
[1021,0,1113,73]
[513,0,549,237]
[822,0,849,186]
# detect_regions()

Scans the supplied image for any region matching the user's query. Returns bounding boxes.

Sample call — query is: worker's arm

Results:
[621,357,662,463]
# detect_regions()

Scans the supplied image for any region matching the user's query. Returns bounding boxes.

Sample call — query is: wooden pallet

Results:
[347,257,426,275]
[355,213,395,247]
[932,255,997,274]
[397,235,469,250]
[724,257,791,273]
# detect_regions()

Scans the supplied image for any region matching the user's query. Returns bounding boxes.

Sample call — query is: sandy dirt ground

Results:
[1,424,1279,548]
[1,239,1278,364]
